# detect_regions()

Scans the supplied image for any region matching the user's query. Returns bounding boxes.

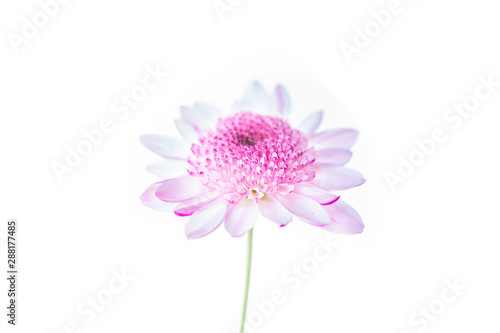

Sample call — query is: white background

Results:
[1,0,500,332]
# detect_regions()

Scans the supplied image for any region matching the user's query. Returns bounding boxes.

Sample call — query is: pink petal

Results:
[271,84,291,117]
[312,164,365,191]
[321,199,364,234]
[223,192,241,204]
[310,129,359,149]
[174,118,199,143]
[185,197,228,239]
[180,103,223,132]
[145,159,189,179]
[292,182,340,205]
[297,110,323,136]
[155,175,205,202]
[174,191,222,217]
[237,81,271,114]
[276,192,331,226]
[277,184,295,195]
[314,149,352,165]
[224,199,259,237]
[258,194,293,227]
[140,134,191,159]
[140,180,176,212]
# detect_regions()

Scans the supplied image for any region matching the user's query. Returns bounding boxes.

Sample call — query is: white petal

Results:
[237,81,271,114]
[321,199,364,234]
[271,84,291,117]
[174,190,222,217]
[140,180,176,212]
[310,129,359,149]
[292,182,339,205]
[140,134,191,159]
[276,192,331,226]
[185,197,228,239]
[314,149,352,165]
[297,110,323,136]
[174,118,199,143]
[155,175,205,202]
[312,164,365,191]
[146,159,189,179]
[180,103,223,132]
[258,194,293,227]
[224,199,259,237]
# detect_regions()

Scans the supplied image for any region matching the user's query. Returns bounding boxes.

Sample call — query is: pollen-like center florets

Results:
[188,112,315,200]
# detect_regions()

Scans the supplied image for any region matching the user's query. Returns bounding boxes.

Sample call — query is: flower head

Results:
[140,82,365,239]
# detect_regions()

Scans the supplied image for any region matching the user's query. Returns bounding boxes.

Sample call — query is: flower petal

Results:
[224,199,259,237]
[174,118,199,143]
[237,81,271,114]
[271,84,291,117]
[185,197,228,239]
[174,191,222,217]
[312,164,365,191]
[321,199,364,234]
[297,110,323,136]
[310,129,359,149]
[314,148,352,165]
[223,192,241,204]
[140,134,191,159]
[180,103,223,133]
[292,182,340,205]
[277,184,295,196]
[276,192,331,226]
[155,175,205,202]
[258,194,293,227]
[146,159,189,179]
[140,180,176,212]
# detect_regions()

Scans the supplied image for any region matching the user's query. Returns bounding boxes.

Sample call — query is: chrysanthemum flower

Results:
[140,82,365,239]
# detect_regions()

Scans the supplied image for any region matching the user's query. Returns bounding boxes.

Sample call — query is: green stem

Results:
[239,228,253,333]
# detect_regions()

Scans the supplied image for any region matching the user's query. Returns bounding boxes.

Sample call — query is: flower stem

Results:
[239,228,253,333]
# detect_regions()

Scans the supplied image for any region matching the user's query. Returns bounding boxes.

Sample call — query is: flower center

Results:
[188,112,315,200]
[237,134,256,146]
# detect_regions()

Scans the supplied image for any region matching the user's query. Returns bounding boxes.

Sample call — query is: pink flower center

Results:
[188,112,315,200]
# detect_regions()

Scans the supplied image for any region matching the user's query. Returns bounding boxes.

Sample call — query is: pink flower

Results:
[140,82,365,239]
